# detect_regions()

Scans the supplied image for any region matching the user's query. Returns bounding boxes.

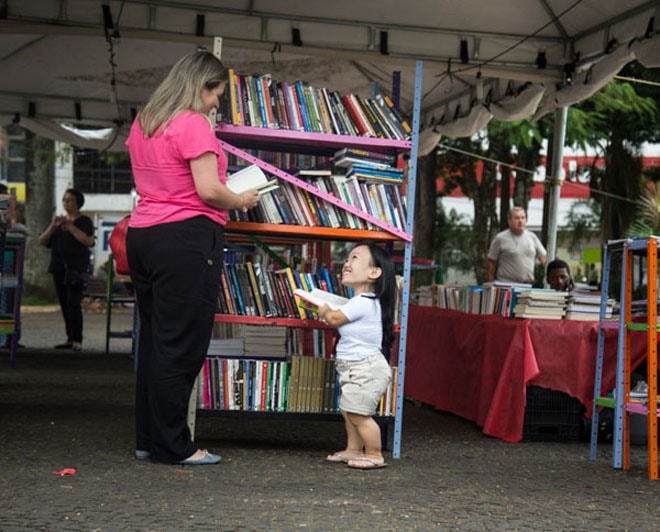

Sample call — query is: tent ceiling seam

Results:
[537,0,570,40]
[6,3,565,44]
[573,0,659,42]
[0,21,565,83]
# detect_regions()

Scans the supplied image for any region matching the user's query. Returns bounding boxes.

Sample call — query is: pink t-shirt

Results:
[126,111,228,228]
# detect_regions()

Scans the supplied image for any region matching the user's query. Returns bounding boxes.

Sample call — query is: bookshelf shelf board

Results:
[224,221,403,242]
[213,313,331,328]
[196,409,394,422]
[216,124,411,154]
[214,313,403,332]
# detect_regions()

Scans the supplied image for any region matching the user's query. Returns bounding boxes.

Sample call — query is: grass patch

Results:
[21,294,57,306]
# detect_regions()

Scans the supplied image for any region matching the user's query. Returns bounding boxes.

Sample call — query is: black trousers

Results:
[127,216,224,462]
[52,270,85,343]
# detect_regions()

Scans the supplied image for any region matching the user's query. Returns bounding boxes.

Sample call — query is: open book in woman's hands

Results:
[226,164,279,195]
[294,288,348,315]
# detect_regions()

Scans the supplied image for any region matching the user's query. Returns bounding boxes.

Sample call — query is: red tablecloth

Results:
[404,306,648,442]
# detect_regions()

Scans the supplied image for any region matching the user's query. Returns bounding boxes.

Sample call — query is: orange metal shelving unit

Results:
[617,237,658,480]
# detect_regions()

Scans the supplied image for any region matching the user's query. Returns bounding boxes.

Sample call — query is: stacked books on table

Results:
[511,289,568,320]
[416,282,528,316]
[414,283,622,321]
[565,291,614,321]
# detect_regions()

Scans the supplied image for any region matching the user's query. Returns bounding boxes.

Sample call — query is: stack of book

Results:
[243,325,287,357]
[335,148,400,175]
[512,289,568,320]
[207,338,244,357]
[565,291,614,321]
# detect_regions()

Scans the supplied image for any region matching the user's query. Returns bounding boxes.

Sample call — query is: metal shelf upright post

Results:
[618,237,659,479]
[589,238,621,460]
[592,237,660,480]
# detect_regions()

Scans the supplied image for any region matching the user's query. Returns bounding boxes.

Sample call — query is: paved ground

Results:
[2,308,660,531]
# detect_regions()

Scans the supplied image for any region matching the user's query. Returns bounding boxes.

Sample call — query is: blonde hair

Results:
[139,51,229,137]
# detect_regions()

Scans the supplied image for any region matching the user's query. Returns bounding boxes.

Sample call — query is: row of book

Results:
[416,284,518,316]
[223,242,323,277]
[218,263,350,319]
[228,172,407,232]
[197,355,398,416]
[226,151,333,172]
[218,260,405,325]
[223,70,412,140]
[416,284,614,320]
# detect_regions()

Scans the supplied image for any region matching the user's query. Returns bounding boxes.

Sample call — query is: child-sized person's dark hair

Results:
[352,241,396,351]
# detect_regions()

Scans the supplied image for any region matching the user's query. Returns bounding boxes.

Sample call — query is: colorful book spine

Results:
[246,76,262,128]
[331,91,358,136]
[283,81,303,131]
[294,81,312,132]
[356,95,384,138]
[253,77,269,128]
[381,94,412,136]
[340,94,370,136]
[227,69,242,126]
[302,82,322,133]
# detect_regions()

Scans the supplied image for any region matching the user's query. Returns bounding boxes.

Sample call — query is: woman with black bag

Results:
[39,188,95,351]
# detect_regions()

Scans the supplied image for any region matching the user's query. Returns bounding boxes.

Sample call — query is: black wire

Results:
[115,0,125,27]
[101,0,126,151]
[454,0,584,75]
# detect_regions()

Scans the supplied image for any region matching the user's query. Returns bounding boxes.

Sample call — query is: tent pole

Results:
[546,106,568,264]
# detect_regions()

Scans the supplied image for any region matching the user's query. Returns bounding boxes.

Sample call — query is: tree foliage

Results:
[431,64,660,283]
[571,70,659,242]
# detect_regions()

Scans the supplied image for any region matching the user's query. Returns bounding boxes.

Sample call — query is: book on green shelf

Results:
[226,164,279,195]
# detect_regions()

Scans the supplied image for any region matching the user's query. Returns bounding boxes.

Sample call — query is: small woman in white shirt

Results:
[319,241,395,470]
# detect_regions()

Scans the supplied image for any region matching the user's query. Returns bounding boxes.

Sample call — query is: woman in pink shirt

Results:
[126,52,259,466]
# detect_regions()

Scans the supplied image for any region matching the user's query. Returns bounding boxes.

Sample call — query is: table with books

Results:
[403,306,648,442]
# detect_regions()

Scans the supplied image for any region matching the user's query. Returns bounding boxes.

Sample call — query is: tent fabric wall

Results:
[533,34,660,120]
[0,115,129,152]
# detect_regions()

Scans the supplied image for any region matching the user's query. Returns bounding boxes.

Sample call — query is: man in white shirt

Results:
[486,207,547,284]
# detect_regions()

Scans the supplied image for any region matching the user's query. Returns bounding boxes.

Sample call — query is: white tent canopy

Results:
[0,0,659,152]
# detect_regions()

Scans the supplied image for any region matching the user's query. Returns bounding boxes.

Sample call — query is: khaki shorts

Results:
[336,355,392,416]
